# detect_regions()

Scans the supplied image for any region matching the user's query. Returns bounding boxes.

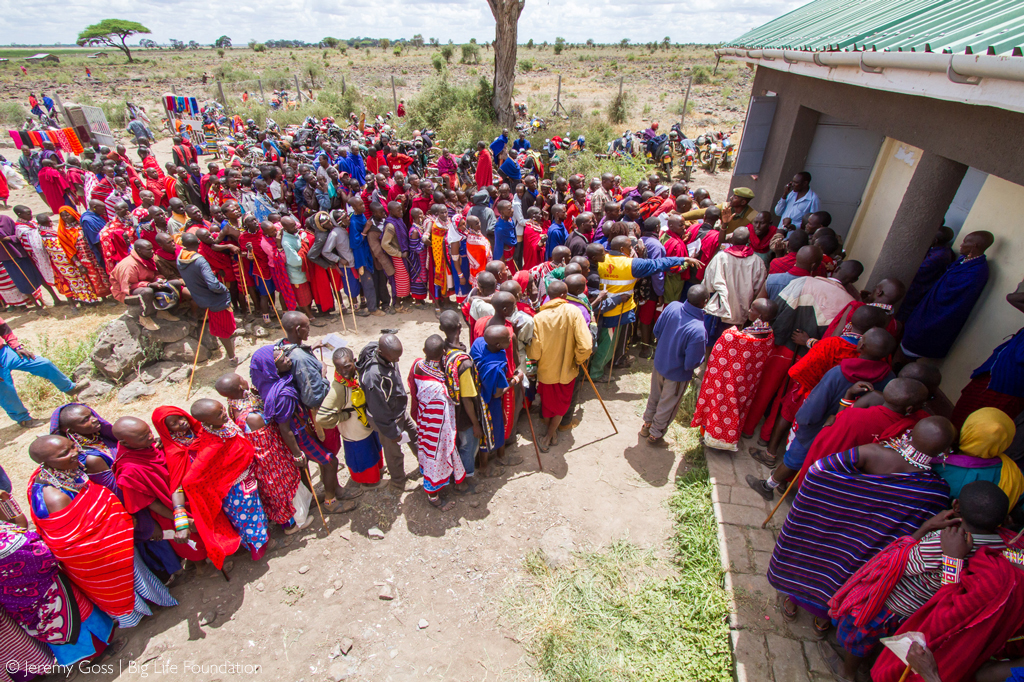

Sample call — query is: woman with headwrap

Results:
[933,407,1024,510]
[57,206,110,300]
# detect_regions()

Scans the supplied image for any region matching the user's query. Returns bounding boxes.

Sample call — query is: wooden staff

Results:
[186,310,208,400]
[762,477,794,529]
[341,267,359,330]
[327,268,348,332]
[522,401,543,472]
[236,256,253,314]
[249,255,287,336]
[582,363,618,434]
[897,664,911,682]
[606,322,622,384]
[304,466,327,528]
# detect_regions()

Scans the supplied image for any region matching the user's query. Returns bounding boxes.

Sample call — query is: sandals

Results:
[284,515,315,535]
[322,498,358,514]
[749,447,778,469]
[780,596,798,622]
[813,617,831,641]
[647,434,665,446]
[427,494,456,511]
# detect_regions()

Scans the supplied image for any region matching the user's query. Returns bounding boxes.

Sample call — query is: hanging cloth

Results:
[8,131,22,149]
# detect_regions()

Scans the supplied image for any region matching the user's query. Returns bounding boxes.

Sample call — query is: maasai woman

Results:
[521,213,546,270]
[408,336,464,509]
[13,213,61,296]
[189,399,272,562]
[0,266,34,308]
[316,346,385,487]
[28,435,177,630]
[463,215,492,288]
[57,206,110,299]
[0,215,45,302]
[407,211,429,305]
[471,327,515,477]
[112,416,207,569]
[933,407,1024,509]
[218,373,304,532]
[39,213,99,303]
[0,516,127,671]
[249,345,351,512]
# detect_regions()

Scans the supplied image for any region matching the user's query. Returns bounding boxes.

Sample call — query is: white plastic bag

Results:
[292,482,313,528]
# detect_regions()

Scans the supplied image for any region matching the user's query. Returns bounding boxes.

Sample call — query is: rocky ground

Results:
[0,136,713,681]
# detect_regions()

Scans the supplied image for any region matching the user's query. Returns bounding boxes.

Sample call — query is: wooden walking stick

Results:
[761,477,795,529]
[606,322,622,384]
[897,664,912,682]
[304,465,328,528]
[250,256,287,336]
[523,403,543,472]
[236,255,253,315]
[0,242,43,307]
[341,267,359,330]
[581,363,618,434]
[186,310,209,400]
[327,268,348,332]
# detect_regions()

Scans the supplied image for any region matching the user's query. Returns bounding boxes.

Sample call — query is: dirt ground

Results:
[0,135,722,680]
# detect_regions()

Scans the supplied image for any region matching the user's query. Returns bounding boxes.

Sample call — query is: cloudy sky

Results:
[6,0,808,47]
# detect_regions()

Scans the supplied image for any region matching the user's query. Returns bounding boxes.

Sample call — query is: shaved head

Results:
[214,372,247,399]
[881,378,929,411]
[899,362,942,396]
[911,416,956,457]
[547,280,568,299]
[859,328,897,360]
[190,398,225,423]
[564,274,586,296]
[424,334,446,360]
[438,309,462,333]
[29,435,75,465]
[379,334,403,363]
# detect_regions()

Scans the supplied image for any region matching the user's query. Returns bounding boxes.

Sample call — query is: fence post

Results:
[391,75,398,113]
[341,75,346,94]
[217,81,230,114]
[258,78,265,104]
[680,75,692,130]
[171,85,177,95]
[294,74,302,102]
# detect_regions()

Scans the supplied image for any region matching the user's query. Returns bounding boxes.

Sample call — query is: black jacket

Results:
[356,342,408,440]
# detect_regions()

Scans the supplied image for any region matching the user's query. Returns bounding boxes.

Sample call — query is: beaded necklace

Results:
[885,433,934,470]
[38,463,89,494]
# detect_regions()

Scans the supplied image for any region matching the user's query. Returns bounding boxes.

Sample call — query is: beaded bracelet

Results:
[941,555,964,584]
[173,506,189,532]
[1004,547,1024,567]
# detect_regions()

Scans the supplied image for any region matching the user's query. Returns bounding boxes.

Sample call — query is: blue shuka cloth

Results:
[896,245,955,323]
[348,214,374,272]
[470,337,509,450]
[901,255,989,359]
[973,328,1024,398]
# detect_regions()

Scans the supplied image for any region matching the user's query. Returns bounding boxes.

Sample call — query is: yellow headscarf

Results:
[960,408,1024,505]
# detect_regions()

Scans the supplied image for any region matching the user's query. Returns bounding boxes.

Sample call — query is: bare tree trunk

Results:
[487,0,524,126]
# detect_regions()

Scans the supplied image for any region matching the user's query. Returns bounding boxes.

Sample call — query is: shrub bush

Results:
[607,91,630,124]
[692,65,711,84]
[518,58,534,72]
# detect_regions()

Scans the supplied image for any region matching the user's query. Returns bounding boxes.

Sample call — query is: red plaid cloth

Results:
[207,308,236,339]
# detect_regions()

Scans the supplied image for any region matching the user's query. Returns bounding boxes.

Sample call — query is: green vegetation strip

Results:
[505,455,731,681]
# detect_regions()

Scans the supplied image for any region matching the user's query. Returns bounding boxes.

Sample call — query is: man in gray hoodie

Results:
[357,335,419,492]
[468,190,496,241]
[177,232,240,365]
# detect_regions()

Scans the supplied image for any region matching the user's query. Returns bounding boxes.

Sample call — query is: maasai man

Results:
[793,377,930,485]
[215,373,306,533]
[821,278,905,339]
[408,335,465,510]
[439,310,493,495]
[528,280,592,451]
[900,230,993,361]
[177,232,239,364]
[932,408,1024,508]
[749,327,897,499]
[702,225,768,348]
[111,416,207,566]
[471,326,521,477]
[522,206,547,270]
[316,347,386,489]
[895,225,955,323]
[474,141,494,190]
[766,417,954,637]
[190,399,272,562]
[493,200,518,275]
[0,514,126,671]
[692,298,777,451]
[27,434,178,629]
[827,481,1013,681]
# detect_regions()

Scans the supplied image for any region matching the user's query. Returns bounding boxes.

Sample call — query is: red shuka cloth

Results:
[473,316,516,441]
[27,474,136,617]
[475,149,493,190]
[823,301,899,339]
[153,406,244,570]
[796,405,924,485]
[522,222,546,270]
[871,548,1024,682]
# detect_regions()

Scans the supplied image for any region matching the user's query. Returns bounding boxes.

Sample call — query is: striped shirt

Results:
[885,532,1004,618]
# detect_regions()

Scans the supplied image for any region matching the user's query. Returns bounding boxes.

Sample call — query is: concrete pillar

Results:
[867,151,967,289]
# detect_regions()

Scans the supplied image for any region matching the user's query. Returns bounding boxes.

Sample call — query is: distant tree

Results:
[188,40,200,50]
[252,42,267,53]
[429,37,439,47]
[321,37,340,49]
[169,39,185,51]
[432,54,444,73]
[620,38,629,48]
[461,43,480,64]
[586,38,594,47]
[470,38,477,44]
[214,35,232,48]
[554,36,565,54]
[76,19,150,63]
[440,44,454,64]
[304,60,324,87]
[380,38,390,51]
[526,38,534,49]
[411,34,424,48]
[662,36,670,49]
[139,38,157,49]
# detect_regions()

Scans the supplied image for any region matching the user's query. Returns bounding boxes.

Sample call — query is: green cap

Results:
[733,187,755,199]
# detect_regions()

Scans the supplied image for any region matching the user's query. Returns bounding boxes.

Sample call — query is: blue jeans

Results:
[0,345,75,423]
[0,464,11,493]
[457,426,479,478]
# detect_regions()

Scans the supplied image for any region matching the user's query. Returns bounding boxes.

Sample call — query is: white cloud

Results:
[6,0,809,47]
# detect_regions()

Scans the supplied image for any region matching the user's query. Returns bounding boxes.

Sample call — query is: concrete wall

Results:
[733,67,1024,205]
[844,139,921,280]
[938,174,1024,398]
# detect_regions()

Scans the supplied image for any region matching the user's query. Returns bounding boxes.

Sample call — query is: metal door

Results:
[803,114,885,238]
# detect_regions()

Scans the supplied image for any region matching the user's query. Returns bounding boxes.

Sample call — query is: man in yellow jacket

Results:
[527,280,593,451]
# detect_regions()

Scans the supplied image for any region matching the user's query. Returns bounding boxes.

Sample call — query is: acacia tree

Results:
[486,0,525,126]
[214,35,232,48]
[77,19,150,63]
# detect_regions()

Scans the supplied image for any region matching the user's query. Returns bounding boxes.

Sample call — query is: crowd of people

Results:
[0,106,1023,682]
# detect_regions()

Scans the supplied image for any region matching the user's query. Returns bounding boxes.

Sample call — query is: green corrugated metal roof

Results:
[725,0,1024,55]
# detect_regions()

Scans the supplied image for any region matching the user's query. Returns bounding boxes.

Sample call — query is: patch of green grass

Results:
[504,452,731,681]
[0,102,27,126]
[20,332,97,414]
